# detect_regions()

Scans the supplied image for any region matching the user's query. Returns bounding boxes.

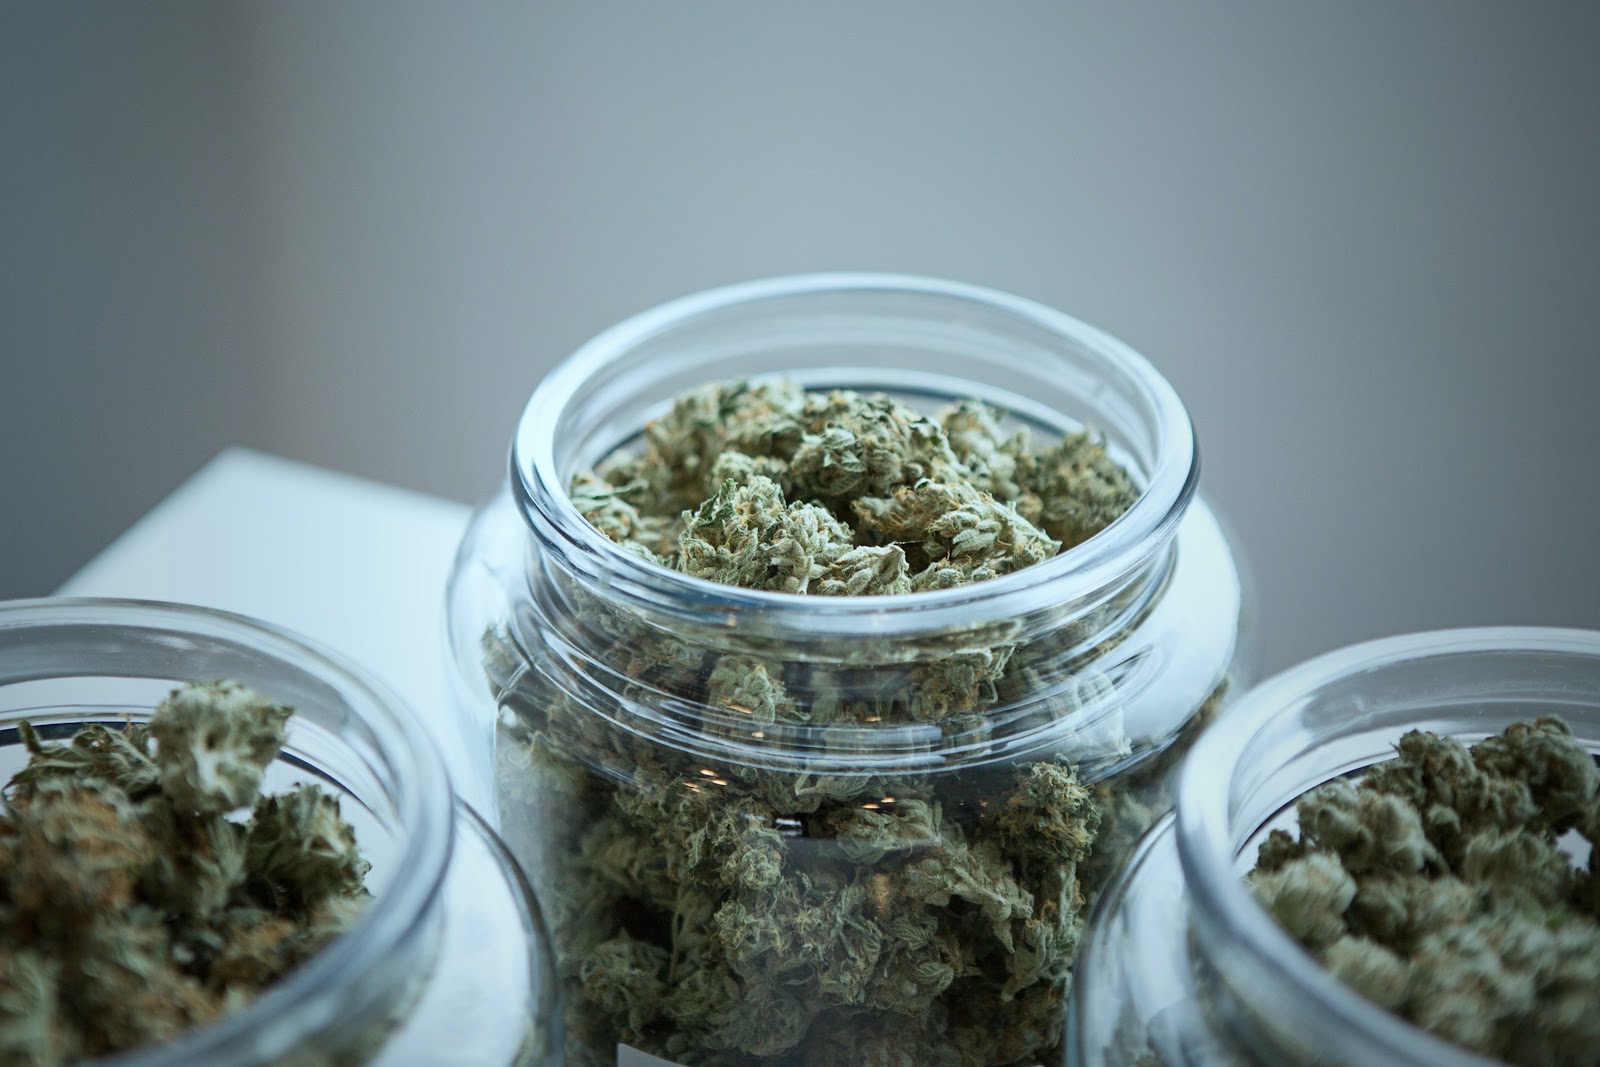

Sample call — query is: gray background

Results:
[4,2,1597,676]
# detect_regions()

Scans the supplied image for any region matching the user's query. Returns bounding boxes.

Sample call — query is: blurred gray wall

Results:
[4,2,1598,676]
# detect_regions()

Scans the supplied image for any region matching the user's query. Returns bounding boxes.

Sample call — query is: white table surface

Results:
[55,447,488,809]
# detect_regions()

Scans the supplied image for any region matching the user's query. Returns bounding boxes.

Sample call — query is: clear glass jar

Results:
[447,274,1250,1067]
[1069,626,1600,1067]
[0,597,562,1067]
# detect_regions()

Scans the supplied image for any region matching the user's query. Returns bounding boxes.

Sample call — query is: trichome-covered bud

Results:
[1250,715,1600,1066]
[1296,778,1437,874]
[569,471,675,563]
[0,681,371,1064]
[678,476,853,593]
[939,399,1028,501]
[706,655,800,726]
[149,679,291,814]
[9,721,159,803]
[787,391,958,505]
[1319,935,1411,1011]
[1015,430,1137,549]
[577,378,1132,599]
[815,544,913,597]
[247,784,370,911]
[1250,851,1356,949]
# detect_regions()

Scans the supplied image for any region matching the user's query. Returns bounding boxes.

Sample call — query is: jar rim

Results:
[1175,625,1600,1067]
[511,272,1198,639]
[0,597,454,1067]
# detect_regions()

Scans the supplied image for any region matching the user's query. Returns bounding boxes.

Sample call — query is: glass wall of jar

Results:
[0,598,561,1067]
[1068,626,1600,1067]
[447,274,1250,1067]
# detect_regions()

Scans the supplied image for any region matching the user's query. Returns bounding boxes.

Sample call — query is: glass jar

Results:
[1068,626,1600,1067]
[0,597,562,1067]
[447,274,1250,1067]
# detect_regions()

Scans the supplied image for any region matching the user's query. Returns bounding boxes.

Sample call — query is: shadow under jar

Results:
[0,598,561,1067]
[447,274,1250,1067]
[1068,627,1600,1067]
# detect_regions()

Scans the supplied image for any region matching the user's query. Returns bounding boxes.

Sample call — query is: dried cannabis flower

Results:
[576,379,1134,591]
[0,681,371,1065]
[489,376,1209,1067]
[1250,716,1600,1066]
[149,680,293,814]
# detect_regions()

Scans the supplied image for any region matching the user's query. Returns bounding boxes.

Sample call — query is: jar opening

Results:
[1176,627,1600,1067]
[511,273,1198,642]
[0,598,455,1067]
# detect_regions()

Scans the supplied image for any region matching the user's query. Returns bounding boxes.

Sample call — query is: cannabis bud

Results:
[486,377,1224,1066]
[1250,715,1600,1066]
[575,380,1134,589]
[0,681,371,1065]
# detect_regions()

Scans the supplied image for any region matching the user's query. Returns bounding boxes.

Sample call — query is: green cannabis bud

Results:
[485,375,1230,1067]
[577,379,1132,590]
[1249,716,1600,1066]
[0,681,371,1065]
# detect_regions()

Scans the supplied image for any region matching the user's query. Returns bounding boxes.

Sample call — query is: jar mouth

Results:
[1175,626,1600,1067]
[0,597,454,1067]
[511,272,1198,640]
